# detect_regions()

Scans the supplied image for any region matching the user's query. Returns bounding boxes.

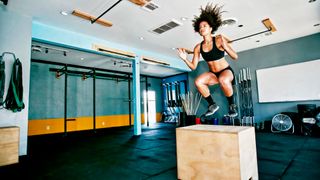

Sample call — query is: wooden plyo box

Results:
[176,125,258,180]
[0,126,19,166]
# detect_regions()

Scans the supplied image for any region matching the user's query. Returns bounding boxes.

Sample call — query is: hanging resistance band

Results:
[0,56,5,106]
[4,58,24,112]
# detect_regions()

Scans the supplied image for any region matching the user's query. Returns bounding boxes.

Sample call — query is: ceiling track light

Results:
[31,45,42,52]
[31,44,69,56]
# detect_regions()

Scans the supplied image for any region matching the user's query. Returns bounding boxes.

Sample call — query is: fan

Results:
[271,114,294,133]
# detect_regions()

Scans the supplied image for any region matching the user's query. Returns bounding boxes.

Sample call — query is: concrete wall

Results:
[189,33,320,122]
[0,7,32,155]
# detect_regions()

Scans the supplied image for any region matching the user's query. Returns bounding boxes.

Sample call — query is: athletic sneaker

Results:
[205,104,219,116]
[228,104,238,117]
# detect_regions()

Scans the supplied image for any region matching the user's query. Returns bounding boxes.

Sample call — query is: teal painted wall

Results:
[29,63,163,120]
[189,33,320,122]
[28,63,64,119]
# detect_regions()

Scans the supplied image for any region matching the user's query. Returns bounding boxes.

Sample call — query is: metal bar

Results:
[230,29,270,43]
[49,68,129,80]
[32,59,162,79]
[128,75,132,127]
[34,59,130,75]
[182,80,188,93]
[93,68,96,133]
[64,65,68,136]
[91,0,122,24]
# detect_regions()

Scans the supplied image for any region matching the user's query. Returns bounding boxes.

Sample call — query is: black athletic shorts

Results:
[209,66,235,85]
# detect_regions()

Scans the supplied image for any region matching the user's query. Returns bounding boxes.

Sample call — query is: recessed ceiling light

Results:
[313,23,320,27]
[180,17,188,21]
[238,24,243,27]
[256,40,260,43]
[60,11,69,16]
[80,57,84,60]
[171,47,176,50]
[222,18,238,27]
[139,37,144,40]
[308,0,316,3]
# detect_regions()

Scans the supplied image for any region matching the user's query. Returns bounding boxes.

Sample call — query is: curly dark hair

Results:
[192,3,224,34]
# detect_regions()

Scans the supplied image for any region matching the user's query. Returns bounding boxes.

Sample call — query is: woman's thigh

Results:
[195,72,219,86]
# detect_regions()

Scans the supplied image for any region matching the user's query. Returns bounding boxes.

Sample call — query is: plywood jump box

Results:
[0,126,19,166]
[176,125,258,180]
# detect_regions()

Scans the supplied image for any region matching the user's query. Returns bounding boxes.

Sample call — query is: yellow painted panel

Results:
[28,113,161,136]
[156,112,162,122]
[96,115,130,129]
[28,118,64,136]
[67,117,94,132]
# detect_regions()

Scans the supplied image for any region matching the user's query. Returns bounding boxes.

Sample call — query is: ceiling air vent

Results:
[142,1,159,12]
[151,19,182,34]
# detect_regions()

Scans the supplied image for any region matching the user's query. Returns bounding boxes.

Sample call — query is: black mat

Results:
[0,123,319,179]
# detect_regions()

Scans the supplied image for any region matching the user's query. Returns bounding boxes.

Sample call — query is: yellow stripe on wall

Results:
[28,113,162,136]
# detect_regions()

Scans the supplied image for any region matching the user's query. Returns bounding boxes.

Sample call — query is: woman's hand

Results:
[177,45,200,70]
[177,48,188,61]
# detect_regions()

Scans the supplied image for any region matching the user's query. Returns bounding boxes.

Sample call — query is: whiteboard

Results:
[256,59,320,103]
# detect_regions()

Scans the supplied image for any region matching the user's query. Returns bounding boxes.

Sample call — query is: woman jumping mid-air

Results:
[177,4,238,117]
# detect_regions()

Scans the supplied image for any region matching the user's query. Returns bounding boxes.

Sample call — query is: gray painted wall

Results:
[189,33,320,122]
[0,8,32,155]
[29,63,163,120]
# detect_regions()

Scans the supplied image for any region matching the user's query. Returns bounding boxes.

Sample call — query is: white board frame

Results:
[256,59,320,103]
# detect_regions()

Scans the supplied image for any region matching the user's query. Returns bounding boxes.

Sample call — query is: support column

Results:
[133,56,141,135]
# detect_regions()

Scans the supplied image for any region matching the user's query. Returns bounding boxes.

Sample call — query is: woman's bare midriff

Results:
[207,58,229,72]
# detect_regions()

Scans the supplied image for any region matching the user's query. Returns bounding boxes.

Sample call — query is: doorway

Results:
[144,90,156,126]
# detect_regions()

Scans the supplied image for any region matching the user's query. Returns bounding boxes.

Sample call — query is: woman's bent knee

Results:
[194,78,203,87]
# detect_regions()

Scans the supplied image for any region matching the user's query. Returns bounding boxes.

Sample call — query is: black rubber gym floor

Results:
[0,123,319,179]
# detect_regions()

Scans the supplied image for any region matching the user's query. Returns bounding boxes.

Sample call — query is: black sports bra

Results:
[200,37,225,61]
